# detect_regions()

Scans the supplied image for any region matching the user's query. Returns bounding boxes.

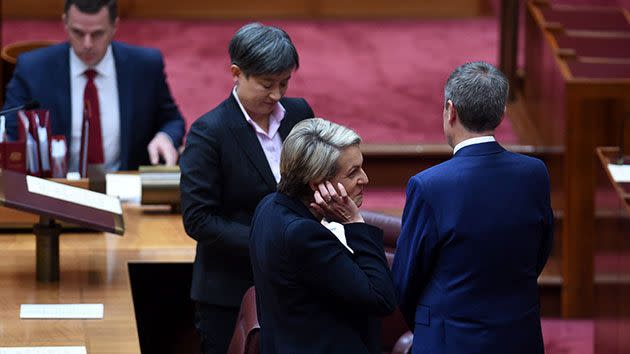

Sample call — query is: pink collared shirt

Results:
[232,87,286,183]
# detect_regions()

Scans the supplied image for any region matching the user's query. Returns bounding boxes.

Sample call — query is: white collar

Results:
[70,44,115,78]
[453,136,496,155]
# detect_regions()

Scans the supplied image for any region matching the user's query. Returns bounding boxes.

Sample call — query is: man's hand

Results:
[310,181,364,224]
[147,132,178,165]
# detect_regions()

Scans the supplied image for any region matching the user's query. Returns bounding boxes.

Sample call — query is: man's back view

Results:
[392,61,554,354]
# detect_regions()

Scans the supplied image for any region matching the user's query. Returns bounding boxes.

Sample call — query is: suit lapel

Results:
[112,42,133,170]
[225,94,277,189]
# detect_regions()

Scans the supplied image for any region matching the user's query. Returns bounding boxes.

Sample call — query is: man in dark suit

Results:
[179,23,313,354]
[392,61,554,354]
[250,118,396,354]
[3,0,184,171]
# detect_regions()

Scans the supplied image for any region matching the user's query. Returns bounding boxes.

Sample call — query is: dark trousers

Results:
[195,302,240,354]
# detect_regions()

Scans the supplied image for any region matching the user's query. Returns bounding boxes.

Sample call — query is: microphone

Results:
[0,100,40,116]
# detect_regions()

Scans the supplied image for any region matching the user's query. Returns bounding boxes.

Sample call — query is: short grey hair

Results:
[229,22,299,77]
[278,118,361,199]
[444,61,508,132]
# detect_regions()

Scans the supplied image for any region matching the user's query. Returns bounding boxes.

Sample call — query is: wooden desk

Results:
[0,205,195,353]
[524,1,630,317]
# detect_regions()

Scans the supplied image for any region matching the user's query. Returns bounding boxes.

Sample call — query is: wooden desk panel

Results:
[0,206,195,353]
[524,1,630,318]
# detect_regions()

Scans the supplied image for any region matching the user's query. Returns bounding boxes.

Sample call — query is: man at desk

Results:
[2,0,185,172]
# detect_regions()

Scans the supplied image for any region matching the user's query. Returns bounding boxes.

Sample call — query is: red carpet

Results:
[542,319,595,354]
[2,18,518,144]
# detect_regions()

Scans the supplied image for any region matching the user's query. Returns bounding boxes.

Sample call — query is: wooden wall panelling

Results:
[316,0,492,18]
[2,0,492,19]
[125,0,312,19]
[2,0,132,18]
[2,0,65,19]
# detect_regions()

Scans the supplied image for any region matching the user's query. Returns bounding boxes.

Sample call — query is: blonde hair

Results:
[278,118,361,199]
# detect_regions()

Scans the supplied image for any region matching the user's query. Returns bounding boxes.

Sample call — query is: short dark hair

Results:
[64,0,117,23]
[444,61,508,133]
[229,23,299,77]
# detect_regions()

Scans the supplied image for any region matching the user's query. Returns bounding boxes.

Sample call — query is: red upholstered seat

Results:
[360,210,411,353]
[361,210,402,257]
[227,287,260,354]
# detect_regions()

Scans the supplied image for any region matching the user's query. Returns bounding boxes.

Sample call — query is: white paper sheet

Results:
[0,347,86,354]
[608,164,630,183]
[106,174,141,204]
[26,175,122,215]
[20,304,104,319]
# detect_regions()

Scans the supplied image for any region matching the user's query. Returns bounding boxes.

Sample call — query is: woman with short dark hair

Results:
[180,23,314,354]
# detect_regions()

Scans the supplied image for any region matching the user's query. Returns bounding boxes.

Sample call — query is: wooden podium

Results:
[524,0,630,317]
[0,168,124,282]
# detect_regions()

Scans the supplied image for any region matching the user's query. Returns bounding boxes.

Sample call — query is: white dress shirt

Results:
[69,45,121,172]
[453,136,496,155]
[232,87,285,183]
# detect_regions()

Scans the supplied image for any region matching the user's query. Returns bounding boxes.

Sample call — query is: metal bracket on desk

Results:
[33,216,62,282]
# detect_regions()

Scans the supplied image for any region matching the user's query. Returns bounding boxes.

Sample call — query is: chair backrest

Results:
[1,40,57,65]
[360,210,401,266]
[227,286,260,354]
[359,210,411,352]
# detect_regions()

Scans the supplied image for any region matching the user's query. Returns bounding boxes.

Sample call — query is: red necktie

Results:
[83,69,104,164]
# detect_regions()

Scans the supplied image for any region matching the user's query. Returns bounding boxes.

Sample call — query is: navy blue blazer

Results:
[180,94,313,307]
[3,41,185,170]
[250,192,396,354]
[392,141,554,354]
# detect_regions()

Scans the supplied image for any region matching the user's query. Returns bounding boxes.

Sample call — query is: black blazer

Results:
[180,93,313,306]
[250,192,397,354]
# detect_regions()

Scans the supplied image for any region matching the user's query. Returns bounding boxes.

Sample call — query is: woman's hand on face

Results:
[310,181,364,224]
